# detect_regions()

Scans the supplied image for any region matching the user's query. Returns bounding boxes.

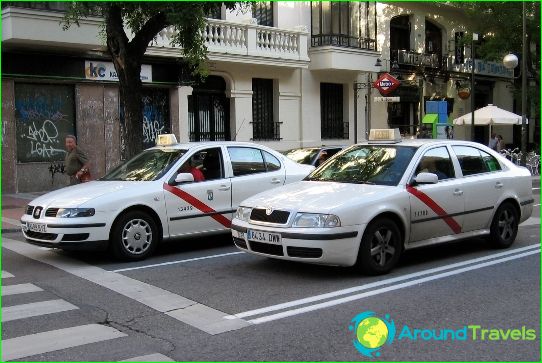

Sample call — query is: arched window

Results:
[311,1,376,50]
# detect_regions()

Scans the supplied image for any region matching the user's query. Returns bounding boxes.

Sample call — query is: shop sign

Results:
[374,96,400,102]
[373,73,401,96]
[85,61,152,82]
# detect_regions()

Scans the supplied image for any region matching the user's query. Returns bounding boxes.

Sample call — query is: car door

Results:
[163,147,233,237]
[408,146,465,242]
[227,146,286,208]
[451,145,504,232]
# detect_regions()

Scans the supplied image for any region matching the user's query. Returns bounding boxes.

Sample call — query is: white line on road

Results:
[1,324,127,361]
[247,249,539,325]
[2,299,78,322]
[2,283,43,296]
[533,203,540,207]
[120,353,175,362]
[1,238,249,335]
[2,271,14,278]
[2,217,21,227]
[112,251,245,273]
[232,244,540,319]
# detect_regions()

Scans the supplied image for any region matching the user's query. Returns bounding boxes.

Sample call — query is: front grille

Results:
[233,237,247,249]
[61,233,89,242]
[25,231,58,241]
[26,205,34,215]
[45,208,59,217]
[287,246,323,259]
[248,241,284,256]
[250,208,290,224]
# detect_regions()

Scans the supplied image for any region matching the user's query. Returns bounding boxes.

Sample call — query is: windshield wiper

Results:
[355,180,376,185]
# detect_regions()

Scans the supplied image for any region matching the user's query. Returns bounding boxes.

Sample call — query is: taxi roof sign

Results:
[368,128,402,143]
[156,134,178,146]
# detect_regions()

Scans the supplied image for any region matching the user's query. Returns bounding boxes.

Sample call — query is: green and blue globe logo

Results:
[349,311,396,358]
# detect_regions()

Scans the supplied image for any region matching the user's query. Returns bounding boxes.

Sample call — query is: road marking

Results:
[2,283,42,296]
[532,187,540,190]
[1,324,127,361]
[2,271,14,278]
[233,244,540,319]
[247,249,539,324]
[533,203,540,207]
[167,303,250,335]
[521,217,541,226]
[120,353,175,362]
[2,238,248,335]
[2,217,21,227]
[112,251,245,272]
[2,299,78,322]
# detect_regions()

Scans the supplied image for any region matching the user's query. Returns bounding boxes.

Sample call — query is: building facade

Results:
[1,2,529,193]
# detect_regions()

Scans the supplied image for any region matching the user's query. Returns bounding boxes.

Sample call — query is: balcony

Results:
[148,19,310,68]
[391,49,442,70]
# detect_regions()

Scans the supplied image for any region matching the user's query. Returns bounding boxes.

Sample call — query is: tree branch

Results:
[130,12,170,59]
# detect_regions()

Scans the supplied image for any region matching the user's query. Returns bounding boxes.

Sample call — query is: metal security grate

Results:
[321,83,348,139]
[250,209,290,224]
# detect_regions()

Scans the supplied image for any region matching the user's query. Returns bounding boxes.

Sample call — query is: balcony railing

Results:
[311,34,376,51]
[151,19,309,62]
[391,49,442,69]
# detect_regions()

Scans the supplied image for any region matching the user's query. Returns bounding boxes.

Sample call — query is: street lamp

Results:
[353,58,382,143]
[502,1,528,165]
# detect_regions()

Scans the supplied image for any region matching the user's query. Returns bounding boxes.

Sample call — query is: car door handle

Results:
[453,189,463,196]
[495,182,503,189]
[218,185,231,191]
[271,178,282,184]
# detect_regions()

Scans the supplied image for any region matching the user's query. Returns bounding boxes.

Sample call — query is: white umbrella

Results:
[453,104,527,125]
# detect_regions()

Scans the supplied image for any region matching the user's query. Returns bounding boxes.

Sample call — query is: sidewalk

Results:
[1,176,540,235]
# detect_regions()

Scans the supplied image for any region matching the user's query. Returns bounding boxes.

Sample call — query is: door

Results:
[408,146,465,242]
[227,146,285,208]
[164,147,233,237]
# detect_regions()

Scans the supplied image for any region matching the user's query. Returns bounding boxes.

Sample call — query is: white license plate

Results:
[27,222,46,233]
[247,229,281,244]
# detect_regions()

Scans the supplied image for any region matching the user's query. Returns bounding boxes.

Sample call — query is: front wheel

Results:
[111,211,158,261]
[488,202,518,249]
[356,218,402,275]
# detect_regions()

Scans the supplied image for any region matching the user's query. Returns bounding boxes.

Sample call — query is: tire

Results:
[488,202,519,249]
[111,210,158,261]
[356,218,403,275]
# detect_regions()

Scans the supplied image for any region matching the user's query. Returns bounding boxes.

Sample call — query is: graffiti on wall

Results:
[142,89,170,149]
[15,84,75,162]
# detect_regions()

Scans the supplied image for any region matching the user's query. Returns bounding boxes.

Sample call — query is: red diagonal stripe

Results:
[163,183,231,228]
[406,185,462,234]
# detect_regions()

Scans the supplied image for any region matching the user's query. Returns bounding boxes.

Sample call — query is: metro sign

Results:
[373,73,401,96]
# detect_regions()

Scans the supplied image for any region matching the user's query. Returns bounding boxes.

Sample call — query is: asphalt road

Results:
[1,186,539,361]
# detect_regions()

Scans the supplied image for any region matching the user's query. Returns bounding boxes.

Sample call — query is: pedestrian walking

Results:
[497,135,506,152]
[488,132,498,151]
[64,135,91,185]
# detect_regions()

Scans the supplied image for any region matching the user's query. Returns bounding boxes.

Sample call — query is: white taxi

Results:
[21,135,314,260]
[232,129,534,274]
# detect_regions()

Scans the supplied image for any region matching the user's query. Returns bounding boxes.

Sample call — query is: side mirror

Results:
[173,173,194,185]
[413,172,438,185]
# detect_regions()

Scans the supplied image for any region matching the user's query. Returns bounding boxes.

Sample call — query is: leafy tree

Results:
[451,1,540,144]
[62,1,239,159]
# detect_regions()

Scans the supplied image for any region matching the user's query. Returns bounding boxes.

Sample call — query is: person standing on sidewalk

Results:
[64,135,90,185]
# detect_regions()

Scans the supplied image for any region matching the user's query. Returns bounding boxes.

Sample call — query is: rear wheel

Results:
[111,211,158,260]
[356,218,402,275]
[488,202,518,249]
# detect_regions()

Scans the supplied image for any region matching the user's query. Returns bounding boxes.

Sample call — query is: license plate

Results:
[247,229,281,244]
[27,222,46,233]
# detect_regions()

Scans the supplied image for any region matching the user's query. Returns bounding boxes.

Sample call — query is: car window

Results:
[263,151,281,171]
[453,146,501,176]
[175,147,224,183]
[326,148,343,157]
[284,148,319,164]
[101,149,186,181]
[228,147,267,176]
[415,147,455,180]
[306,145,417,186]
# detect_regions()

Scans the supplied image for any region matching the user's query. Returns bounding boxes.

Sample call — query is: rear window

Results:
[452,146,502,176]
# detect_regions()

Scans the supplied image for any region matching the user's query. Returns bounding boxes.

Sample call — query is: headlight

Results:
[292,213,341,228]
[56,208,95,218]
[235,207,252,222]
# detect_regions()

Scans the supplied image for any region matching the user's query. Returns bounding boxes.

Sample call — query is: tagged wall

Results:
[2,80,17,194]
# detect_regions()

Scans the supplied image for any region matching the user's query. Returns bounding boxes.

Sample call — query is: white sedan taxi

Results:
[21,135,313,260]
[232,129,534,274]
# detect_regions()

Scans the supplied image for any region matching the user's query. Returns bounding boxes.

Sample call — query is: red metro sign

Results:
[373,73,401,96]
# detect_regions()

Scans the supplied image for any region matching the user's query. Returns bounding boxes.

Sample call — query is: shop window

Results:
[321,83,347,140]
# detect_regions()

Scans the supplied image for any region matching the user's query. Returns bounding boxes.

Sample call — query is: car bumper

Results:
[20,215,110,249]
[231,221,364,267]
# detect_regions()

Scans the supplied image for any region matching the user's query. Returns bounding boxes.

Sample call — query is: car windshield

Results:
[284,148,320,164]
[101,149,186,181]
[305,145,417,186]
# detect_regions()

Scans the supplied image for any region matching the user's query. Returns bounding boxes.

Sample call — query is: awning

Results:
[422,114,438,124]
[453,104,527,125]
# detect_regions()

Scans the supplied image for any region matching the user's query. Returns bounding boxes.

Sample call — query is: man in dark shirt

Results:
[64,135,90,185]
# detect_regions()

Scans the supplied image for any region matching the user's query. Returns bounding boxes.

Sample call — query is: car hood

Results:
[28,181,150,208]
[241,181,395,213]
